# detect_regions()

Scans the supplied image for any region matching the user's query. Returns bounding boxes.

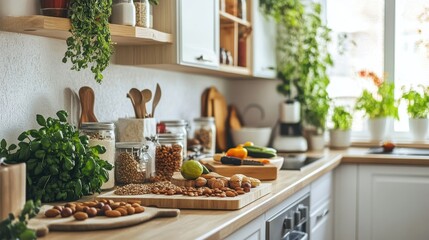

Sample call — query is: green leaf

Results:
[36,114,46,127]
[18,132,29,141]
[1,139,6,149]
[8,144,17,151]
[56,110,68,122]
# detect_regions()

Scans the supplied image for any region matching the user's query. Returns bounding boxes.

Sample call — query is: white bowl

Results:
[232,127,272,147]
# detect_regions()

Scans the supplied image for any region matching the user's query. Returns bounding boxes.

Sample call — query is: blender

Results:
[273,99,308,152]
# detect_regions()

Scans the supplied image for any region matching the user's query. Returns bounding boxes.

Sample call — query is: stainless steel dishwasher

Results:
[266,194,310,240]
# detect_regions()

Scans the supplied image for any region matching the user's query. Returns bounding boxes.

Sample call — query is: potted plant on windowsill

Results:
[329,106,353,148]
[355,70,399,141]
[401,85,429,141]
[259,0,333,151]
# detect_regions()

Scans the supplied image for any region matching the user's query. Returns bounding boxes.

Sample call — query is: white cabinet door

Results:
[310,201,333,240]
[178,0,219,69]
[358,165,429,240]
[224,214,265,240]
[251,0,276,78]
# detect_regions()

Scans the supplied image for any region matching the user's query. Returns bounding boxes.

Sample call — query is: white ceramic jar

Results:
[111,0,136,26]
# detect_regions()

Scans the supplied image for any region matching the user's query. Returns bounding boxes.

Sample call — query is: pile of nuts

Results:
[194,128,213,151]
[116,152,146,184]
[114,174,260,198]
[154,144,182,181]
[44,199,145,221]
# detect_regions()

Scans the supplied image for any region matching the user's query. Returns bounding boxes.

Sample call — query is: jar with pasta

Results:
[133,0,152,28]
[153,133,184,181]
[192,117,216,156]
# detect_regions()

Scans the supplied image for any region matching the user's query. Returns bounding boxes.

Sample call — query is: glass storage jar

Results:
[80,122,116,190]
[160,120,188,158]
[192,117,216,156]
[133,0,152,28]
[115,142,153,184]
[111,0,136,26]
[154,133,184,181]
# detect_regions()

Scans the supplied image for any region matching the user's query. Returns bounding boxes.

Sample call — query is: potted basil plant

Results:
[401,85,429,141]
[329,106,353,148]
[355,70,399,141]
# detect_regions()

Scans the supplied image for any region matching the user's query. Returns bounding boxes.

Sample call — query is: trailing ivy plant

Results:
[259,0,333,133]
[401,85,429,119]
[63,0,114,83]
[0,110,113,202]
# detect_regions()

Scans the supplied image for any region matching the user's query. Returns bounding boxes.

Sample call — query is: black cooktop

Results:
[278,154,323,171]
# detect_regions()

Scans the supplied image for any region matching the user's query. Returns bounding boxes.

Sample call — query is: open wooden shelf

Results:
[219,11,251,27]
[0,15,173,46]
[219,64,251,76]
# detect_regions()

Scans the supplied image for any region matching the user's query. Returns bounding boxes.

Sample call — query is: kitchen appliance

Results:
[266,194,310,240]
[273,100,308,152]
[279,154,322,171]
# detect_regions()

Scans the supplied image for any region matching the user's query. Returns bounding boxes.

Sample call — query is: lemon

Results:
[181,160,204,180]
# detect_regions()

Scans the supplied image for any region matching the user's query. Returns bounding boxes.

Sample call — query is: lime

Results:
[181,160,204,180]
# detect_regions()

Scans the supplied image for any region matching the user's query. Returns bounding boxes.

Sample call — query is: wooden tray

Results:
[28,206,179,232]
[200,158,281,180]
[97,183,271,210]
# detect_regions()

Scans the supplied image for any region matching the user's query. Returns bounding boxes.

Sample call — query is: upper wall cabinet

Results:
[179,0,219,68]
[251,0,276,78]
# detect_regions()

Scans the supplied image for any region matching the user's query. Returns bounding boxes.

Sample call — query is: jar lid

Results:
[116,142,146,149]
[160,120,188,127]
[194,117,215,123]
[80,122,115,130]
[158,133,184,140]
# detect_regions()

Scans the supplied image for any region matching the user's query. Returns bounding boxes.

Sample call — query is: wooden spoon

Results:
[141,89,152,118]
[151,83,162,117]
[79,86,98,126]
[127,93,139,118]
[129,88,143,118]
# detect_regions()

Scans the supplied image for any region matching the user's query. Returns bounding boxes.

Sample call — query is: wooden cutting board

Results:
[97,183,271,210]
[28,206,179,232]
[200,158,280,180]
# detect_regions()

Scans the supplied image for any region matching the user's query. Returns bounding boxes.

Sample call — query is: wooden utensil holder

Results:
[116,118,157,142]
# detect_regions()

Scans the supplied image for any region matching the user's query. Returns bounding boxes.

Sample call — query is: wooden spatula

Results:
[79,86,98,126]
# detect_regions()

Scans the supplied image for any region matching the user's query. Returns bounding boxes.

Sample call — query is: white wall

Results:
[0,32,231,143]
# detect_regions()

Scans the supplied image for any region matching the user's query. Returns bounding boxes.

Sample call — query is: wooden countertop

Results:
[40,148,429,240]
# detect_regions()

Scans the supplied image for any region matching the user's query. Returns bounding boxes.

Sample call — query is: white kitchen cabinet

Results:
[178,0,219,68]
[251,0,277,78]
[357,165,429,240]
[224,214,265,240]
[334,164,429,240]
[310,172,333,240]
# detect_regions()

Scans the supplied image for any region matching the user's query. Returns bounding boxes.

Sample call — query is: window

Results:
[326,0,429,140]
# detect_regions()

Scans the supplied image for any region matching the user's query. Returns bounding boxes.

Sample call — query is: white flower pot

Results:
[310,134,325,151]
[329,129,351,149]
[409,118,429,141]
[368,118,390,141]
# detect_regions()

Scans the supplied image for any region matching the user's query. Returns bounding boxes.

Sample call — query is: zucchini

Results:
[243,145,277,158]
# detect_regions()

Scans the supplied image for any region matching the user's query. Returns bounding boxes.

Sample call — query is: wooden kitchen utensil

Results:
[141,89,152,118]
[127,93,140,118]
[129,88,143,118]
[78,86,98,126]
[212,89,228,152]
[227,105,243,147]
[151,83,161,117]
[97,182,271,210]
[28,206,179,233]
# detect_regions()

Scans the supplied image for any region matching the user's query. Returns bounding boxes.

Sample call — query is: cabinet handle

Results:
[261,66,275,71]
[316,209,329,222]
[196,55,213,63]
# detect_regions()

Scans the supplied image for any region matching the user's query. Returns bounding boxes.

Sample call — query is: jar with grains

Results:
[115,142,153,184]
[153,133,184,181]
[133,0,152,28]
[80,122,115,190]
[160,120,188,159]
[111,0,136,26]
[192,117,216,156]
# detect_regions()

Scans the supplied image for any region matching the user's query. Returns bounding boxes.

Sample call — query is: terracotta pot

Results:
[39,0,70,17]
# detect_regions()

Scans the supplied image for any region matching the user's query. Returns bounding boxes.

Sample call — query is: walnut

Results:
[211,179,225,189]
[195,177,207,187]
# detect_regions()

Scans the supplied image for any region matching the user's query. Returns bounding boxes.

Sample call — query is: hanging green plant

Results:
[62,0,114,83]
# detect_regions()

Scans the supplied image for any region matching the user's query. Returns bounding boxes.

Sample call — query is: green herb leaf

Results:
[36,114,46,127]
